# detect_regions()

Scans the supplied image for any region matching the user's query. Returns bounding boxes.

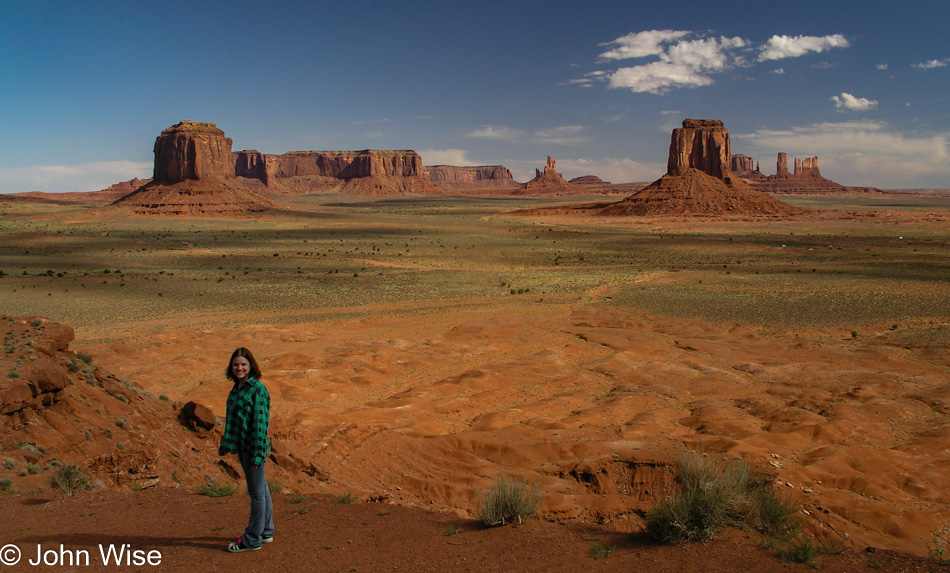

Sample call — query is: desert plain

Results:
[1,191,949,568]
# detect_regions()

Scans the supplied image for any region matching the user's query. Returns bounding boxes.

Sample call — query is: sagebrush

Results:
[50,464,90,497]
[479,475,542,527]
[646,451,798,544]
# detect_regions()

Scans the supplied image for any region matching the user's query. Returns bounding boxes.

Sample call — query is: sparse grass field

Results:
[0,194,948,334]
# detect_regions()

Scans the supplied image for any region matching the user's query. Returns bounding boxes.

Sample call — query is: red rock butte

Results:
[113,121,442,215]
[519,156,579,194]
[733,152,854,194]
[600,119,797,216]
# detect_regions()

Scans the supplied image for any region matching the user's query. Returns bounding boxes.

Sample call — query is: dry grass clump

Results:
[50,464,90,497]
[646,451,798,545]
[479,475,543,527]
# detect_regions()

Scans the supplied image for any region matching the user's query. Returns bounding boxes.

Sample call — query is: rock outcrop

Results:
[424,165,519,190]
[748,153,848,194]
[600,119,796,216]
[114,121,275,216]
[730,154,758,177]
[569,175,610,186]
[152,121,235,184]
[235,149,442,196]
[667,119,731,178]
[522,156,577,193]
[0,315,323,493]
[1,178,150,206]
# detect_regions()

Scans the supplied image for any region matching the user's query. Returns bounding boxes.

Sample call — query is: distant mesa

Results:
[113,120,443,216]
[598,119,797,216]
[569,175,610,186]
[423,165,519,191]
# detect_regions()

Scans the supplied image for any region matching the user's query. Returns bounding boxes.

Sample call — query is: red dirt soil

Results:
[0,488,942,572]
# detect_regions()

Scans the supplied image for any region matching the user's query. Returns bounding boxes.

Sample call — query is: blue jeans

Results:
[237,451,274,547]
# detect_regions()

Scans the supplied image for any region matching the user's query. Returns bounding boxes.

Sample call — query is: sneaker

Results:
[227,536,261,553]
[262,534,274,544]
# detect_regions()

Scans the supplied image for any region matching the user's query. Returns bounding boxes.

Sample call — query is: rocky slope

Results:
[0,315,323,496]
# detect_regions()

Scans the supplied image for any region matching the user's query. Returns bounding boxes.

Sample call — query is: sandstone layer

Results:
[424,165,519,190]
[152,121,235,184]
[601,120,796,216]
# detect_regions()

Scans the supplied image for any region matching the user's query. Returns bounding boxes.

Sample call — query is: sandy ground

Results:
[74,300,950,557]
[0,488,943,572]
[2,194,949,569]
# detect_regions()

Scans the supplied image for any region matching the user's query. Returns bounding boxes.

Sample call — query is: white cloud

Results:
[578,30,848,95]
[831,92,879,112]
[912,58,949,69]
[876,63,888,70]
[418,149,478,166]
[352,118,390,125]
[757,34,849,61]
[608,61,716,94]
[598,30,690,60]
[533,125,590,145]
[734,121,950,188]
[465,125,525,141]
[771,68,785,74]
[0,161,152,194]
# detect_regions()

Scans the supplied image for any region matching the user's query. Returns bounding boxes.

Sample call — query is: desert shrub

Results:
[333,492,357,504]
[195,480,237,497]
[267,477,282,495]
[646,451,798,545]
[50,464,90,497]
[775,536,819,567]
[589,544,615,560]
[0,478,14,493]
[479,475,542,527]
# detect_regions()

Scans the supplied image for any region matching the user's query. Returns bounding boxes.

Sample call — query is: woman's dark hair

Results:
[226,347,263,382]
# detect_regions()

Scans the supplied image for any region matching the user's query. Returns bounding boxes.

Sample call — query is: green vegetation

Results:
[332,492,357,504]
[194,480,237,497]
[267,477,282,495]
[1,195,946,331]
[443,525,461,536]
[479,474,542,527]
[646,451,798,545]
[589,543,615,560]
[0,478,14,493]
[50,464,90,497]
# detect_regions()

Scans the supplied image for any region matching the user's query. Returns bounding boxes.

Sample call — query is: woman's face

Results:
[231,357,251,382]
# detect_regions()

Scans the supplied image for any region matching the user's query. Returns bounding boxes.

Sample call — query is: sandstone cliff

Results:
[424,165,519,190]
[114,121,274,216]
[667,119,731,178]
[730,154,757,177]
[152,121,235,183]
[232,149,441,195]
[601,119,796,216]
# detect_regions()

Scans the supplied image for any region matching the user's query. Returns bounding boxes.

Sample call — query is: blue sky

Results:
[1,0,948,193]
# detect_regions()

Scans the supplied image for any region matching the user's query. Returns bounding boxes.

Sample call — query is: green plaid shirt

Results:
[220,377,271,467]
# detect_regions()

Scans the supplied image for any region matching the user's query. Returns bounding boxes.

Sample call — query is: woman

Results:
[219,347,274,552]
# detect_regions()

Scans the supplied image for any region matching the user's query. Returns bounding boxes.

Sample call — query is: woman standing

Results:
[219,347,274,552]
